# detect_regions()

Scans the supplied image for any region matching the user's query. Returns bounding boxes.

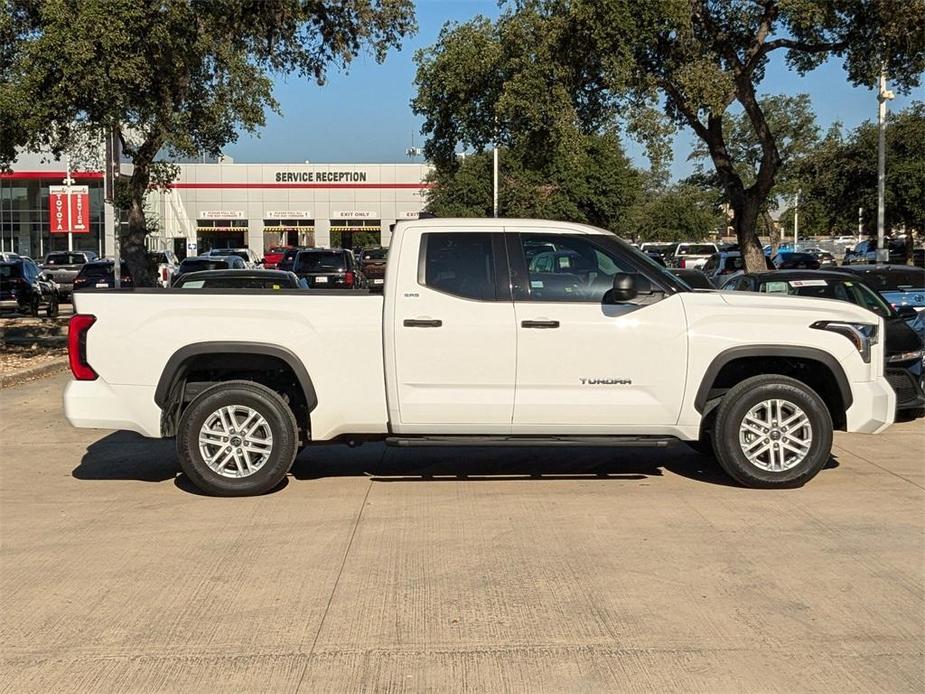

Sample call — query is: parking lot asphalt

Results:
[1,373,923,693]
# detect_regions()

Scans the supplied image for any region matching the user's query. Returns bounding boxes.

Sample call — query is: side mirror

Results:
[609,272,652,303]
[896,305,918,320]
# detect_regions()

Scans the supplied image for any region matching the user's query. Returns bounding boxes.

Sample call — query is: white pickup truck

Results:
[65,218,895,495]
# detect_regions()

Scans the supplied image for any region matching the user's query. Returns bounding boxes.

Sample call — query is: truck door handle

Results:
[403,319,443,328]
[521,320,560,329]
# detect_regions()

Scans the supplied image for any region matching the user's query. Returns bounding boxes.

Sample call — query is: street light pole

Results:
[492,144,499,218]
[793,189,800,250]
[876,67,894,262]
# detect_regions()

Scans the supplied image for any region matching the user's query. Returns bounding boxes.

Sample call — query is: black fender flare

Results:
[693,345,853,413]
[154,341,318,413]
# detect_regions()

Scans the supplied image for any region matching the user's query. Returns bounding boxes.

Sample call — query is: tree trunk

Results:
[733,194,767,272]
[765,210,780,255]
[121,136,162,287]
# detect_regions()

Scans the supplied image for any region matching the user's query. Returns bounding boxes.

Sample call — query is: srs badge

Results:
[579,378,632,385]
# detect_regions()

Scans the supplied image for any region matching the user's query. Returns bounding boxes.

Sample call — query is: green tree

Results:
[424,132,642,234]
[688,93,821,249]
[795,102,925,255]
[2,0,415,283]
[415,1,925,272]
[626,183,723,243]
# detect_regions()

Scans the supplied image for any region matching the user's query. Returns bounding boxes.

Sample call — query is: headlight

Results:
[886,349,925,363]
[810,321,878,363]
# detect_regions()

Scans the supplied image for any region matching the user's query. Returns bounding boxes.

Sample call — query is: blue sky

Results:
[225,0,924,180]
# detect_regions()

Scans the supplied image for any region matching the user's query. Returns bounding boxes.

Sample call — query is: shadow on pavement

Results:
[72,431,178,483]
[73,431,841,494]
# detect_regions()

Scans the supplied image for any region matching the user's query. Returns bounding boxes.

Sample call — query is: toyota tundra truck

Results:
[64,219,895,496]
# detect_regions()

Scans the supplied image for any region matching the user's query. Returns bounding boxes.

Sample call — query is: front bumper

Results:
[845,377,896,434]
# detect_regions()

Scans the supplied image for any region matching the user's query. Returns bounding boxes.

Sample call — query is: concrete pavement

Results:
[1,373,923,693]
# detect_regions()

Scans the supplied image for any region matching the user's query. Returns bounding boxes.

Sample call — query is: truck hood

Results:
[718,290,880,325]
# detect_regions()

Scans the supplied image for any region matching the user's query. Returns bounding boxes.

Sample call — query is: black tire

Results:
[29,295,40,317]
[176,380,299,496]
[712,374,833,489]
[46,298,59,318]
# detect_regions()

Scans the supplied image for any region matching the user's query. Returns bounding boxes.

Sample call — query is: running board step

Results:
[385,436,676,448]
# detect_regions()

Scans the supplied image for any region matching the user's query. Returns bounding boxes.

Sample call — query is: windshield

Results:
[677,244,716,255]
[180,259,229,272]
[361,248,388,260]
[858,268,925,291]
[0,263,20,278]
[294,251,346,272]
[178,275,297,289]
[45,252,87,265]
[761,278,893,319]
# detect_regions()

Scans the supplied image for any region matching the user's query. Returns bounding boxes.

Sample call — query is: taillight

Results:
[344,271,354,287]
[68,314,98,380]
[679,258,687,269]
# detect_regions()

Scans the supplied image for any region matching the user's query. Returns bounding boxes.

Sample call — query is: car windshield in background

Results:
[860,268,925,290]
[45,252,86,265]
[677,245,716,255]
[762,278,893,319]
[362,249,388,260]
[782,253,816,262]
[295,252,346,272]
[80,264,115,278]
[149,253,170,263]
[178,276,297,289]
[0,263,19,278]
[180,259,229,272]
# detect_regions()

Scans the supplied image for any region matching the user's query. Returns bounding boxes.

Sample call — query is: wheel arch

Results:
[154,342,318,437]
[694,345,853,429]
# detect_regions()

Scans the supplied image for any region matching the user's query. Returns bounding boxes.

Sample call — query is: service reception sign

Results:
[49,185,91,234]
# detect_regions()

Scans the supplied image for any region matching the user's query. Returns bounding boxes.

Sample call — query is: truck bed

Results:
[68,289,388,439]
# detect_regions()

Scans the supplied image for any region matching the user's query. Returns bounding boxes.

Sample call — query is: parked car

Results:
[275,247,305,273]
[701,251,774,287]
[173,269,304,289]
[669,242,718,269]
[292,248,366,289]
[843,238,925,267]
[149,250,180,287]
[72,259,134,291]
[803,247,837,268]
[638,242,676,265]
[0,259,60,316]
[0,252,23,262]
[173,255,246,284]
[41,250,98,299]
[207,247,262,268]
[771,252,821,270]
[262,246,293,270]
[721,270,924,416]
[833,235,858,247]
[839,265,925,314]
[669,268,713,289]
[358,247,388,290]
[66,218,898,496]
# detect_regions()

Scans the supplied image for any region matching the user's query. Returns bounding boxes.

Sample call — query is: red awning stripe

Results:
[168,182,433,189]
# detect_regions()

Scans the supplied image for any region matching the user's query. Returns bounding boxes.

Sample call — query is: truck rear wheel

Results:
[712,375,833,488]
[176,380,298,496]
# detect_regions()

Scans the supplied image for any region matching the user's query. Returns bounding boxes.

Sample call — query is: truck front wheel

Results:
[176,380,299,496]
[712,375,833,488]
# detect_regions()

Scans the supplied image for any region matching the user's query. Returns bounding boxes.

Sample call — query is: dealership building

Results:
[1,152,432,259]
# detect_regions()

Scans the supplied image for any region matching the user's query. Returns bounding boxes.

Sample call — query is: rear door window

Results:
[419,233,499,301]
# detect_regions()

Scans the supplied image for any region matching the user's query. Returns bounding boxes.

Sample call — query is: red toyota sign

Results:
[49,185,91,233]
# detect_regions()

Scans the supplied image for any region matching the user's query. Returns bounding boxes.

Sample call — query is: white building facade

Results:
[147,160,433,257]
